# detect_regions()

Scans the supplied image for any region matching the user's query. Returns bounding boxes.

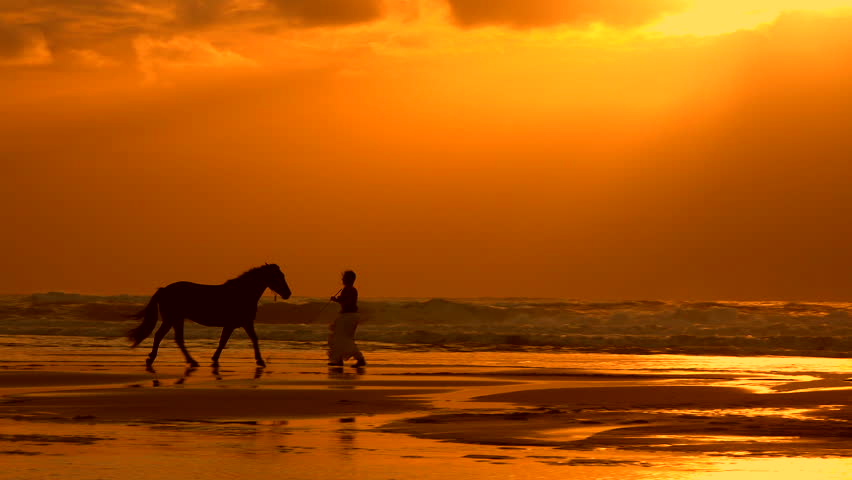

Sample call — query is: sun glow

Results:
[647,0,852,36]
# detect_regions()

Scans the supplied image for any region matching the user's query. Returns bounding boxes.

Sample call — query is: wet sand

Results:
[2,353,851,480]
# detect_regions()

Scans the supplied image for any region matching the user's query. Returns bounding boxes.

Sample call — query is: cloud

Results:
[267,0,385,26]
[0,21,52,66]
[69,48,118,68]
[134,35,255,83]
[445,0,682,29]
[174,0,234,27]
[0,1,171,69]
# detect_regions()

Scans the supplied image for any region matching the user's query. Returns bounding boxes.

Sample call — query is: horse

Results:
[127,264,291,368]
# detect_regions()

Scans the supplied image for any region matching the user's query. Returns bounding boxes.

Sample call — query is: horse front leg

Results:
[243,322,265,367]
[172,319,199,368]
[211,326,234,366]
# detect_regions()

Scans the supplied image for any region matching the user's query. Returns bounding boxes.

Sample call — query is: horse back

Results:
[159,281,257,327]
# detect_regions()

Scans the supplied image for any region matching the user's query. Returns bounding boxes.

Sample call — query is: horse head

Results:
[262,263,292,299]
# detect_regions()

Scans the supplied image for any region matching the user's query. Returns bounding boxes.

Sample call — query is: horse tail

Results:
[126,289,163,347]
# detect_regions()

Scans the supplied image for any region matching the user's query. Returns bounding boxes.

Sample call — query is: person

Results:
[327,270,366,367]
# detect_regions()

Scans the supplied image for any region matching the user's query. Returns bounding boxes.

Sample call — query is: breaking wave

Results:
[1,293,850,357]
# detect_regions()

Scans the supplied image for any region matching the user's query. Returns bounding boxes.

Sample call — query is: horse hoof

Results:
[256,360,266,368]
[145,358,154,367]
[187,361,199,368]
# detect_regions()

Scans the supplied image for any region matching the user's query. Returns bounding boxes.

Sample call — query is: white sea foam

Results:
[0,294,850,357]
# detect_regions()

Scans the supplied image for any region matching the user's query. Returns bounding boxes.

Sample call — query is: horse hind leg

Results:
[147,319,173,368]
[211,327,235,366]
[172,319,199,368]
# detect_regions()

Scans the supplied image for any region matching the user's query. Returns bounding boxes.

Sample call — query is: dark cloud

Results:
[0,1,159,55]
[0,0,142,21]
[175,0,232,27]
[0,22,31,58]
[267,0,384,26]
[0,0,388,56]
[0,21,50,65]
[445,0,681,29]
[0,1,215,67]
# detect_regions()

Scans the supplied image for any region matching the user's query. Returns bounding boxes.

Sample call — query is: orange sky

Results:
[1,0,851,300]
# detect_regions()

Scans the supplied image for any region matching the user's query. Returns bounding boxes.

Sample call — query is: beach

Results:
[2,336,850,480]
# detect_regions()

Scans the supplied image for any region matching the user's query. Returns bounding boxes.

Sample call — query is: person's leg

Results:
[351,350,366,367]
[327,341,343,365]
[327,317,344,366]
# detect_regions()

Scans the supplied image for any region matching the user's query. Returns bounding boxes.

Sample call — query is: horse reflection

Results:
[174,366,198,385]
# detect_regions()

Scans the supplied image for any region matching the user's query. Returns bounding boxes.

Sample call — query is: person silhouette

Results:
[327,270,366,367]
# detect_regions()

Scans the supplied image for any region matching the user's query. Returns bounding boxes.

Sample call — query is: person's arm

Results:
[337,287,356,304]
[331,288,345,303]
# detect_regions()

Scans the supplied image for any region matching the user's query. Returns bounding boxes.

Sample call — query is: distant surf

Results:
[1,293,850,358]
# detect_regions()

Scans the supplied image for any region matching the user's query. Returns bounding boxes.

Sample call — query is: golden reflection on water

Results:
[2,417,850,480]
[648,434,801,443]
[685,457,852,480]
[642,407,817,421]
[3,343,851,480]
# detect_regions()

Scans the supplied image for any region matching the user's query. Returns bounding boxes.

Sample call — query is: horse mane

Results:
[223,264,271,287]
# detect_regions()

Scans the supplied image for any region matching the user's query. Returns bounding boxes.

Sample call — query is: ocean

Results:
[2,293,850,359]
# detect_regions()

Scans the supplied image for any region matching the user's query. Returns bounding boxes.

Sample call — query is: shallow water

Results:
[2,334,850,376]
[1,335,851,480]
[5,417,850,480]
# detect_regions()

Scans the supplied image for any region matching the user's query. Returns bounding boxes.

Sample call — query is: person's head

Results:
[341,270,356,286]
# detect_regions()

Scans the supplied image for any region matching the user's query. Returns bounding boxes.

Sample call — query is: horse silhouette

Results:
[127,264,291,368]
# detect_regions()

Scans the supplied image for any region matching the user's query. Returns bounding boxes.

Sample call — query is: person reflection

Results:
[336,426,357,457]
[327,368,364,380]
